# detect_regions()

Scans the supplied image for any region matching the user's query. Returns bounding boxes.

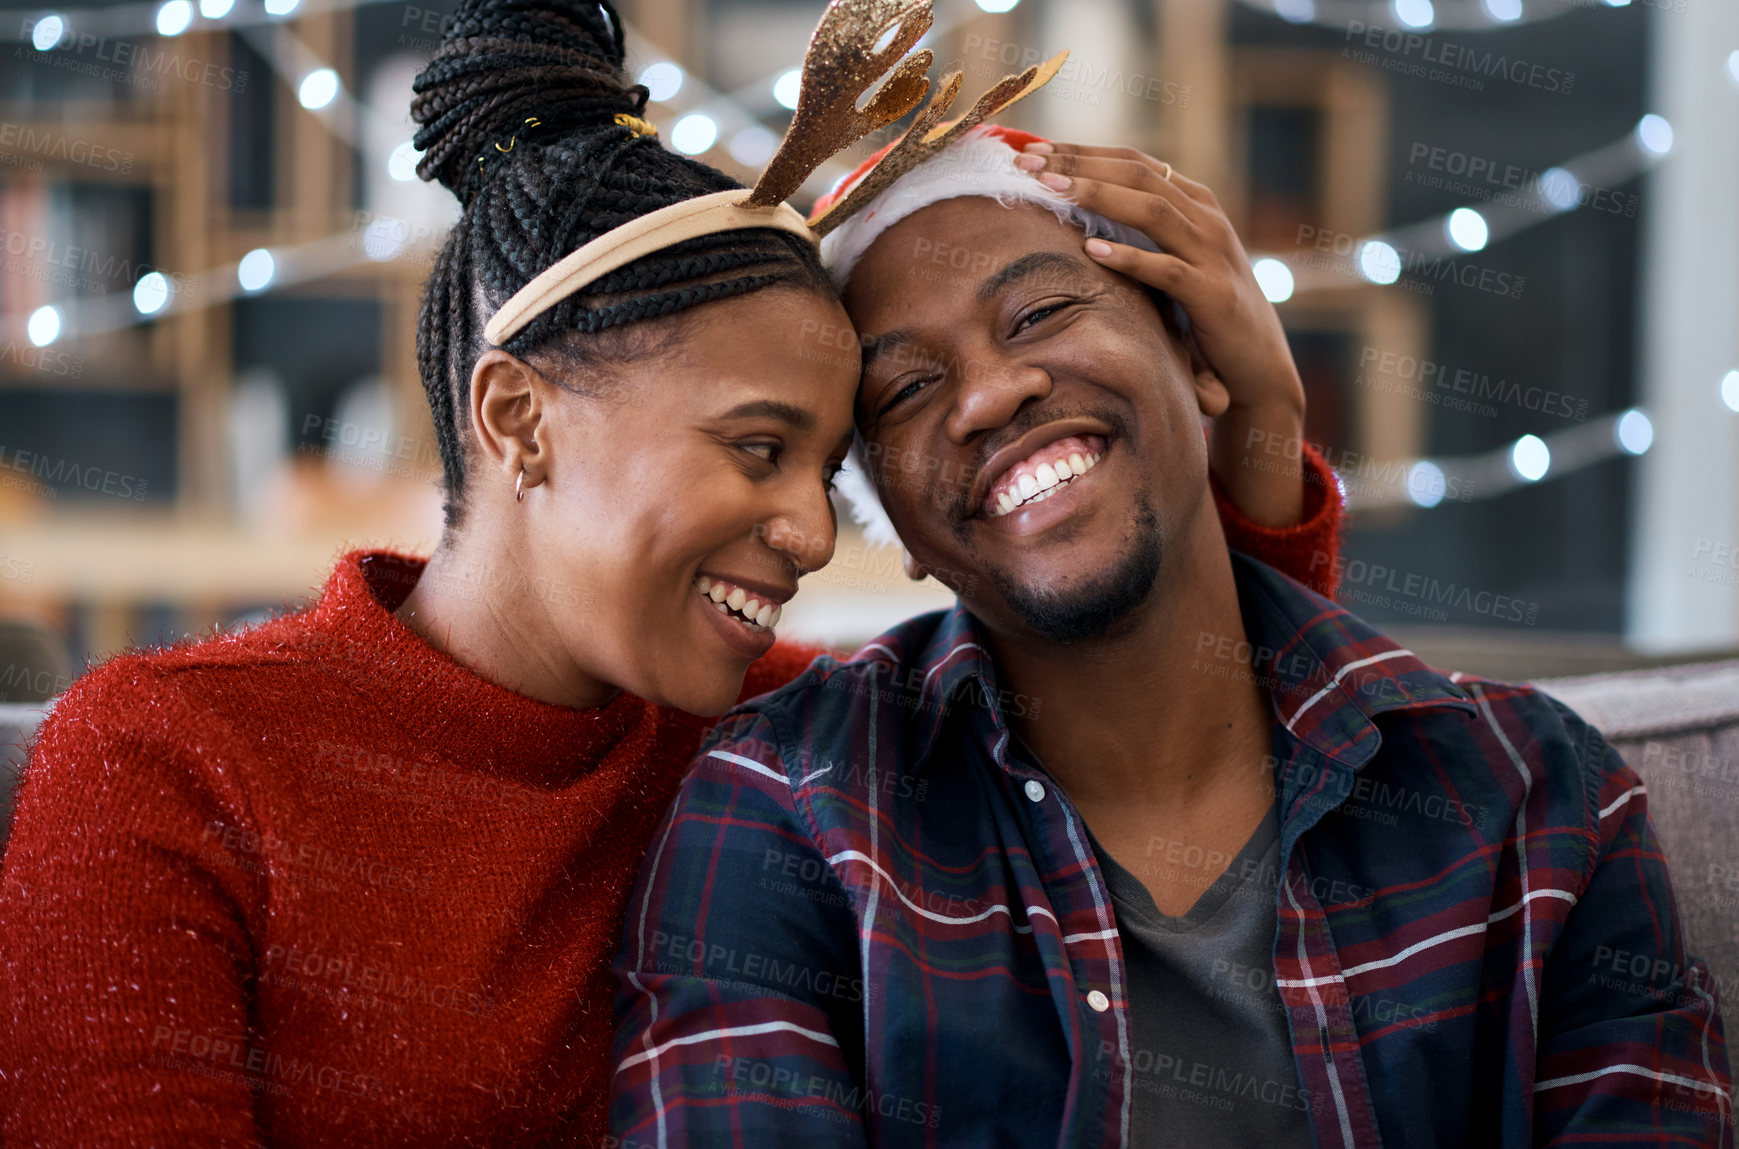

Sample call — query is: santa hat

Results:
[810,124,1162,547]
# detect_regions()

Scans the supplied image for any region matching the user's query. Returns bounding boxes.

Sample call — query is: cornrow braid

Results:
[411,0,832,529]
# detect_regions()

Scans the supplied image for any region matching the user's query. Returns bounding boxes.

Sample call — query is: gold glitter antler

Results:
[809,50,1069,237]
[743,0,937,209]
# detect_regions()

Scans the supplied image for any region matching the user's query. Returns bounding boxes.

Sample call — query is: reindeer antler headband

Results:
[482,0,1068,347]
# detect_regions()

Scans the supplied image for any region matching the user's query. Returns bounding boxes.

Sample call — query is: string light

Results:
[1358,240,1402,285]
[728,125,779,167]
[670,113,717,155]
[1445,207,1489,252]
[1252,259,1295,303]
[26,306,60,348]
[1635,113,1674,156]
[297,68,339,111]
[1406,461,1447,508]
[1615,409,1653,455]
[1511,435,1550,482]
[154,0,191,37]
[29,14,62,50]
[388,141,420,182]
[1394,0,1434,29]
[237,249,275,292]
[638,61,683,103]
[133,272,172,315]
[773,69,803,111]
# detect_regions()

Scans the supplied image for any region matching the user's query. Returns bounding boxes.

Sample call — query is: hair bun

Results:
[411,0,644,204]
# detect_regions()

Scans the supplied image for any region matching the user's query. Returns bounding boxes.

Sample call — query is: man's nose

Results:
[943,355,1052,444]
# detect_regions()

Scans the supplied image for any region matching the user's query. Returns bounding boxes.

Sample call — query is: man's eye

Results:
[879,375,939,417]
[823,462,844,493]
[741,442,780,464]
[1015,303,1067,333]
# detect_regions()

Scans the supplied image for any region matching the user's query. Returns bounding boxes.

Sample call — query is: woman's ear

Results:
[470,350,547,486]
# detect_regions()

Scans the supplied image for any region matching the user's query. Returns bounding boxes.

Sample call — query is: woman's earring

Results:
[516,467,526,503]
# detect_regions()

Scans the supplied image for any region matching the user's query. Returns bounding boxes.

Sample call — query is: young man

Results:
[609,128,1729,1147]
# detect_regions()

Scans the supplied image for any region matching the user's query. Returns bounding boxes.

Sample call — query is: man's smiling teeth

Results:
[986,437,1105,518]
[694,575,782,630]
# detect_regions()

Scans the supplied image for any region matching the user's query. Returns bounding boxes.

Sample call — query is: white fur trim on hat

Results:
[821,125,1162,550]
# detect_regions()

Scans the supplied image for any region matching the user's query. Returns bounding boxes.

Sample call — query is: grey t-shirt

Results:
[1087,808,1314,1148]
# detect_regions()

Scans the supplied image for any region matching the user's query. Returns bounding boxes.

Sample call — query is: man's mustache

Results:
[944,404,1131,522]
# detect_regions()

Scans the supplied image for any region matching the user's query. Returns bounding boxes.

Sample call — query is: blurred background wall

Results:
[0,0,1736,696]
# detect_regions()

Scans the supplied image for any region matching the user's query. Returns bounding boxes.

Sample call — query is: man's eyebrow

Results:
[977,251,1091,303]
[860,329,915,369]
[717,399,815,430]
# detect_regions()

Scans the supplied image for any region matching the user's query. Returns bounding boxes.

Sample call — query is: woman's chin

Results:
[653,676,744,718]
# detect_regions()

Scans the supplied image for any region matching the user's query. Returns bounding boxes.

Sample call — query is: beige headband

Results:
[482,191,815,346]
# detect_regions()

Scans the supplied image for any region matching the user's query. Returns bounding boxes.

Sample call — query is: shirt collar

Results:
[881,553,1474,776]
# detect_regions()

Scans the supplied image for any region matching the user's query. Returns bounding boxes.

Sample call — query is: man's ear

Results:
[470,349,548,485]
[1181,328,1230,419]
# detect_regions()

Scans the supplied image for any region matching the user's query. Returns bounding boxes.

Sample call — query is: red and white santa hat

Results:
[810,123,1161,546]
[812,123,1159,290]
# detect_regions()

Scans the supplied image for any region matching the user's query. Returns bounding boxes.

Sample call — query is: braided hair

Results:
[411,0,831,527]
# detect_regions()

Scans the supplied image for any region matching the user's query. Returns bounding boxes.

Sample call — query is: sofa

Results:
[1,657,1734,1116]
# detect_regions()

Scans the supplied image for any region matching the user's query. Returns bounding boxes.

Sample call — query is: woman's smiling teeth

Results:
[694,575,782,630]
[983,434,1106,518]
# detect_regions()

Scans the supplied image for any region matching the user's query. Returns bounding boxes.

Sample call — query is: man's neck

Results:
[984,525,1273,819]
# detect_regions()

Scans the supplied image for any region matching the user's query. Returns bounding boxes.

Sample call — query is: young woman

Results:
[0,0,1339,1143]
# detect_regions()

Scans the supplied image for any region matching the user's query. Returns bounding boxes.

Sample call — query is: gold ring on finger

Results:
[1159,162,1174,182]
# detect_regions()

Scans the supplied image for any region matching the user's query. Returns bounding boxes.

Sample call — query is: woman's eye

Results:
[741,442,780,464]
[822,463,844,493]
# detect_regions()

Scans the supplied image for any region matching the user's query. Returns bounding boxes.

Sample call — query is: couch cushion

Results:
[1535,660,1739,1050]
[0,702,52,857]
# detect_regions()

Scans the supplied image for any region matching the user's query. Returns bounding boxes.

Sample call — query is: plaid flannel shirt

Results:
[611,554,1730,1147]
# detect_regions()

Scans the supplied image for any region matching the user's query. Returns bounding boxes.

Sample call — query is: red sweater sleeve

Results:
[1212,442,1343,600]
[0,664,265,1147]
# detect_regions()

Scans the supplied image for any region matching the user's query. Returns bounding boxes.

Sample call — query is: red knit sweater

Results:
[0,456,1339,1146]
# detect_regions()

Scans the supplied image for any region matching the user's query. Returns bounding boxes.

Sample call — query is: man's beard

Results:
[985,495,1164,644]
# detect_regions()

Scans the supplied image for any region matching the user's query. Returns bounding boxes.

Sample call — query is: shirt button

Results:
[1087,990,1110,1013]
[1024,779,1046,803]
